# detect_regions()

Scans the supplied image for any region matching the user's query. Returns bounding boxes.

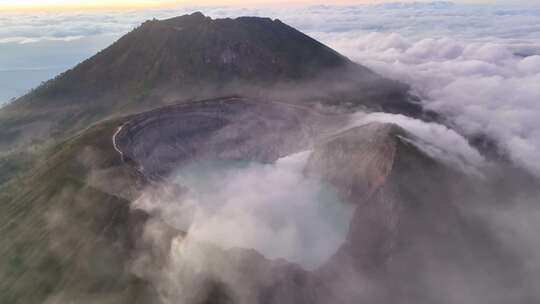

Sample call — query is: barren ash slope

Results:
[0,12,538,304]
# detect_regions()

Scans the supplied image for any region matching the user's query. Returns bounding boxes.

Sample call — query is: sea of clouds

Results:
[2,2,540,175]
[316,29,540,175]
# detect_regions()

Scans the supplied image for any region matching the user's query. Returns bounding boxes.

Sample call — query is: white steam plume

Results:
[133,151,354,270]
[347,112,486,175]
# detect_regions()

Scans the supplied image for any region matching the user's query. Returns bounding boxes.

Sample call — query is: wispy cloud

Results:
[347,111,487,175]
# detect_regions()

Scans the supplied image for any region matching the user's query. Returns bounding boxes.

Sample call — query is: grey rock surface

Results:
[115,98,534,304]
[114,96,342,180]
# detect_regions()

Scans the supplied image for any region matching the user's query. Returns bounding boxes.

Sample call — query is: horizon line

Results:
[0,0,378,13]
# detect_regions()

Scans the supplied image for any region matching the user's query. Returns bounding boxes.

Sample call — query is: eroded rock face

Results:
[305,123,402,204]
[310,123,529,304]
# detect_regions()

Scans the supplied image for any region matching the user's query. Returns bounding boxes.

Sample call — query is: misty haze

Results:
[1,1,540,304]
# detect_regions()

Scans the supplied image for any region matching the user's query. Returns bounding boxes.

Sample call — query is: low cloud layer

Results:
[318,31,540,175]
[1,3,539,47]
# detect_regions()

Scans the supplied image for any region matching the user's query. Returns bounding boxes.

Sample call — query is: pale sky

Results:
[0,0,379,11]
[2,0,529,12]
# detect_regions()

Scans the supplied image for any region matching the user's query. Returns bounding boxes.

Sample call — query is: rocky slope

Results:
[0,118,149,304]
[111,98,534,304]
[0,12,417,187]
[1,94,538,303]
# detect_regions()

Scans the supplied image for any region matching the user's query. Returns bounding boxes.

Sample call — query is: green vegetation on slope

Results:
[0,118,149,304]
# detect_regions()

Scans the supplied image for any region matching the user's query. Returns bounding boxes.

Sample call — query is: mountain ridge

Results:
[10,12,353,107]
[0,12,416,186]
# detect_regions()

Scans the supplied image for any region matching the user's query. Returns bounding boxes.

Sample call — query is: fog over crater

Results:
[134,152,354,270]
